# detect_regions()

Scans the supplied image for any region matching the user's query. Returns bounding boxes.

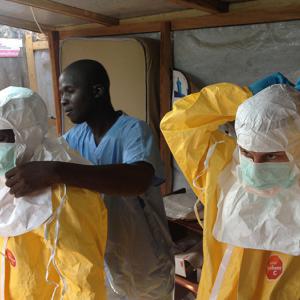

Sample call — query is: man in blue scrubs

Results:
[6,59,174,300]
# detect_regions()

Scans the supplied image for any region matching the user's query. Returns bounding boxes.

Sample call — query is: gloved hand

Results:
[295,78,300,91]
[248,72,294,95]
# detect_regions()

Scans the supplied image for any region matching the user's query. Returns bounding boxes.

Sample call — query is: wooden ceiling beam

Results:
[6,0,119,26]
[59,21,161,39]
[59,4,300,39]
[172,4,300,30]
[168,0,229,13]
[0,14,54,32]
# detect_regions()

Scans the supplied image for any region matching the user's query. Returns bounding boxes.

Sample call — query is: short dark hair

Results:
[63,59,110,96]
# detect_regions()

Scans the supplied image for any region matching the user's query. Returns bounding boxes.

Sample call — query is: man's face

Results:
[0,129,15,143]
[239,146,289,163]
[59,72,94,124]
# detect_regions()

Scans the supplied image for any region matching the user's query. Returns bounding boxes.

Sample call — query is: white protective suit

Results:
[0,86,107,300]
[213,84,300,256]
[0,86,87,237]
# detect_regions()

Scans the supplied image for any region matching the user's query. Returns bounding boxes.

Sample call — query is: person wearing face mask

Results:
[161,82,300,300]
[214,84,300,255]
[0,86,107,299]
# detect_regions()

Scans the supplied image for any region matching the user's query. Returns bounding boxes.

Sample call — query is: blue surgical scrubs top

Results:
[64,113,164,185]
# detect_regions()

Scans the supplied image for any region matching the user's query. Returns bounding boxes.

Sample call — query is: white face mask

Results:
[0,143,27,176]
[213,152,300,256]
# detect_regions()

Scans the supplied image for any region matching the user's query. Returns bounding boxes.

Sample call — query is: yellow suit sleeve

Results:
[160,83,252,201]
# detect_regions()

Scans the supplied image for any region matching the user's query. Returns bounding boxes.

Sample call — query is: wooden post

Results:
[47,31,62,135]
[160,22,173,195]
[24,33,38,91]
[32,40,48,51]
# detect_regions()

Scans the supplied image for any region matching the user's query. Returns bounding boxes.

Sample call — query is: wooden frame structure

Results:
[3,0,300,194]
[24,33,49,92]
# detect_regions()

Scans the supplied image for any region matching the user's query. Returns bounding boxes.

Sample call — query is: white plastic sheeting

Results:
[34,50,55,118]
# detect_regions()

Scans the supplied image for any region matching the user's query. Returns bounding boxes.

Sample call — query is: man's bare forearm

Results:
[54,161,154,195]
[5,161,154,197]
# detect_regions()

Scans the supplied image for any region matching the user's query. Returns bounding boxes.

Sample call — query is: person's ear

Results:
[93,84,104,99]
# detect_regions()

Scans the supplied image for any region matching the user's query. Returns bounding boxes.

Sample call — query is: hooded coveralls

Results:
[161,82,300,300]
[0,87,107,300]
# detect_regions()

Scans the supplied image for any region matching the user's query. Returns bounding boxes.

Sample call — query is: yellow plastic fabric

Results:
[161,83,300,299]
[0,185,107,300]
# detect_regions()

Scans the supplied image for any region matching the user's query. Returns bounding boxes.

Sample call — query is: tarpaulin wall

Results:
[174,20,300,88]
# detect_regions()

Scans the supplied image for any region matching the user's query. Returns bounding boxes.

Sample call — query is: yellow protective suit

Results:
[161,83,300,299]
[0,185,107,300]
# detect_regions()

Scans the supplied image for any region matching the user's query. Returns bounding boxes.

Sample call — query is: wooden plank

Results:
[59,9,208,31]
[160,22,173,196]
[7,0,119,26]
[47,31,62,135]
[168,0,228,13]
[120,9,208,24]
[33,40,48,50]
[24,33,38,92]
[59,4,300,38]
[0,14,54,32]
[60,21,161,39]
[172,4,300,30]
[230,0,287,11]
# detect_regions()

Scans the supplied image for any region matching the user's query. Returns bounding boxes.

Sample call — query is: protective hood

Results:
[214,84,300,255]
[235,84,300,156]
[0,86,88,237]
[0,86,48,163]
